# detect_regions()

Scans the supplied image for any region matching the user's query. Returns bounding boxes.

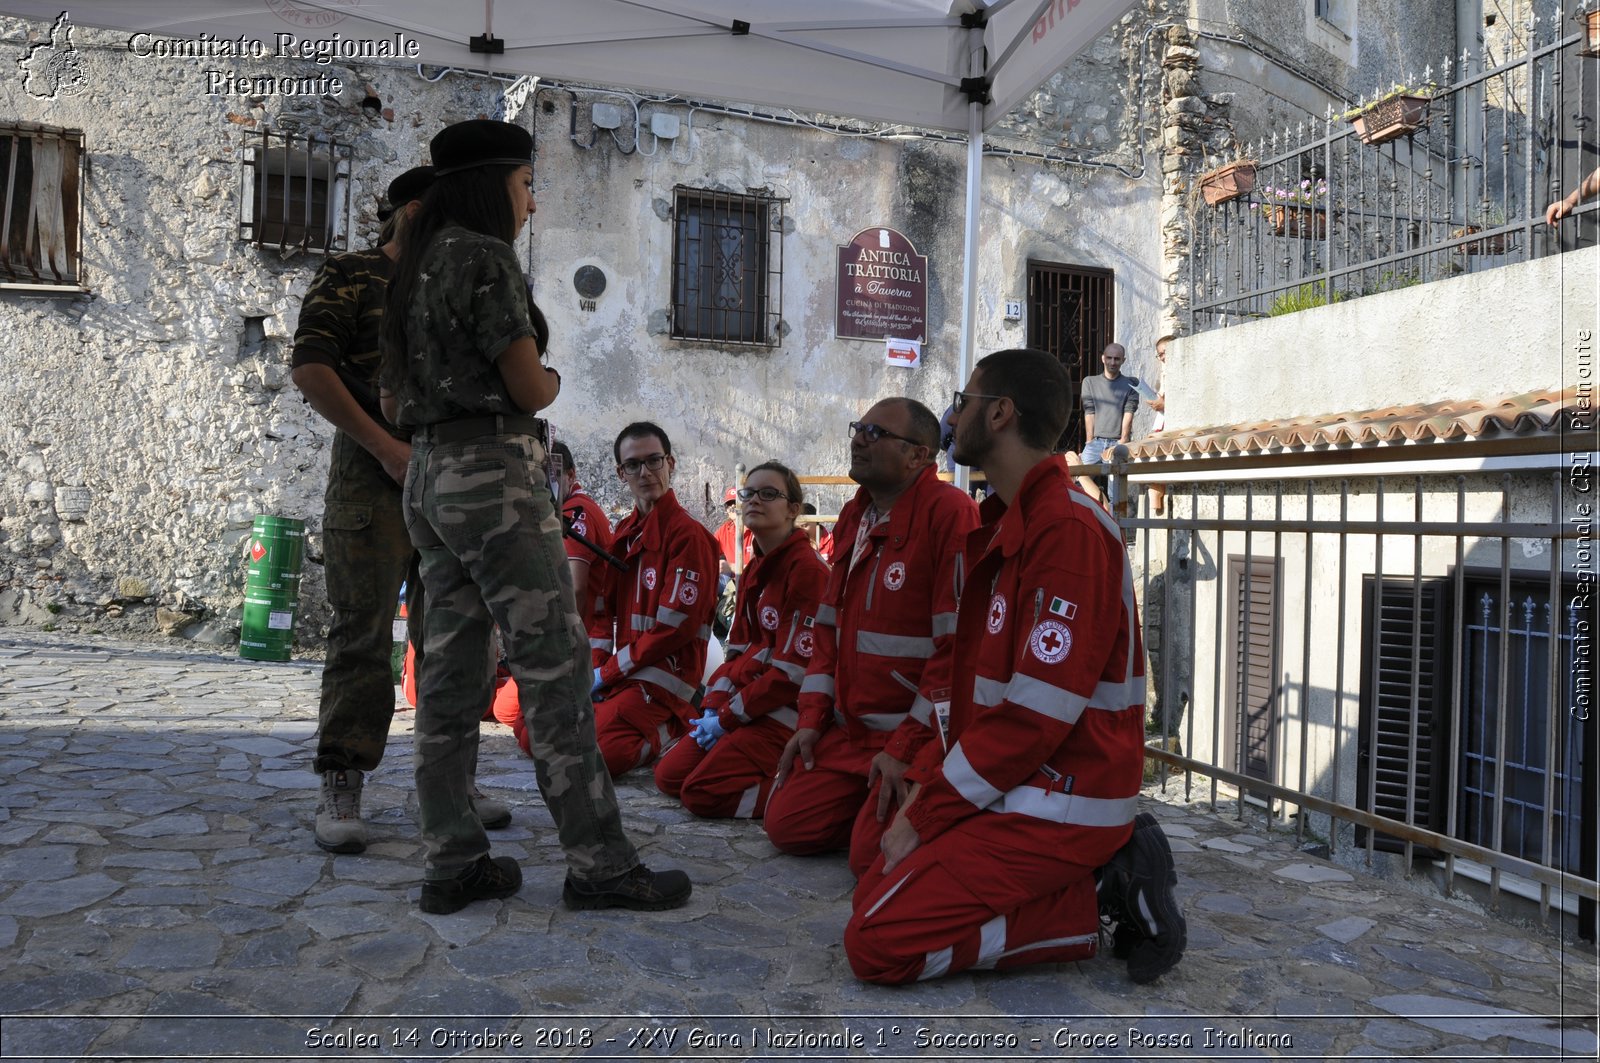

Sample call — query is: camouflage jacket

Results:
[290,247,396,430]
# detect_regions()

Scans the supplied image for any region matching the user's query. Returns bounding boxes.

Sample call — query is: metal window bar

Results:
[1188,20,1596,333]
[240,128,351,254]
[669,186,783,347]
[0,121,84,288]
[1112,447,1595,928]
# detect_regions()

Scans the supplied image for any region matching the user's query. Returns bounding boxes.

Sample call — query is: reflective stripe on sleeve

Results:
[1005,673,1090,724]
[994,788,1139,828]
[943,743,1004,810]
[767,706,798,729]
[814,604,837,626]
[656,606,688,627]
[729,693,749,723]
[614,646,634,674]
[633,665,694,701]
[629,614,655,632]
[855,630,935,658]
[589,637,614,652]
[774,659,807,683]
[931,611,957,637]
[801,673,835,697]
[908,693,933,725]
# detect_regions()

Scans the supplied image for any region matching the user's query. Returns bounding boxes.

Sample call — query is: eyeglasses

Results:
[848,421,920,446]
[952,390,1006,414]
[617,453,668,477]
[737,486,791,503]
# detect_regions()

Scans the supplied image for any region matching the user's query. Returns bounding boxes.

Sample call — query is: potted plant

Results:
[1341,82,1437,145]
[1267,282,1343,316]
[1451,203,1512,255]
[1258,178,1329,237]
[1198,158,1258,205]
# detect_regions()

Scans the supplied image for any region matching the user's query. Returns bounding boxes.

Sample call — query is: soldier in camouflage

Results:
[379,119,690,915]
[292,165,510,854]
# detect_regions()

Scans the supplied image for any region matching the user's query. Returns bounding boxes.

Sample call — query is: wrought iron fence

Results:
[1189,18,1599,330]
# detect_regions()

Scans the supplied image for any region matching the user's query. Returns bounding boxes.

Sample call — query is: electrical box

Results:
[1003,300,1023,320]
[650,113,680,140]
[591,102,624,130]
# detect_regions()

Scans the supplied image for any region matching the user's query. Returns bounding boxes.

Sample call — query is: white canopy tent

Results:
[2,0,1138,412]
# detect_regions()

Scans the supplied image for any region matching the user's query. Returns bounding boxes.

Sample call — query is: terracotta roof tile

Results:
[1127,388,1585,459]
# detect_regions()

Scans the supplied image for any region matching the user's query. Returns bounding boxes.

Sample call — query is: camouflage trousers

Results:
[404,431,639,881]
[312,431,414,775]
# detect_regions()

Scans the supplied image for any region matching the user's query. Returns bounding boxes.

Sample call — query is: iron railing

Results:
[1189,19,1598,330]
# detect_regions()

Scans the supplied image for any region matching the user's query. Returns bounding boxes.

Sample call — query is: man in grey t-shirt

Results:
[1080,343,1139,466]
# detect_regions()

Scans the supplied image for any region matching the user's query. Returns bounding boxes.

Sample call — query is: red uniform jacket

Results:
[704,528,830,733]
[716,520,754,567]
[797,464,979,759]
[905,455,1147,862]
[562,482,614,655]
[600,489,721,715]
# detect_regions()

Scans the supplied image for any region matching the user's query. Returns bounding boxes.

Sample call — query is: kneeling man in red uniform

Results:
[591,421,720,777]
[845,348,1187,986]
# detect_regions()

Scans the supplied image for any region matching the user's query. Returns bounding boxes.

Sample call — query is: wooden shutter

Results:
[1225,556,1279,789]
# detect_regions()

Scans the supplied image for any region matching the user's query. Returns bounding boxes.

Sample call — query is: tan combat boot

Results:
[315,769,367,853]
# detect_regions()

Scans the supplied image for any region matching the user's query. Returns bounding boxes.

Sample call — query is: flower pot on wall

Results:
[1270,206,1327,238]
[1199,160,1258,205]
[1452,225,1510,255]
[1350,94,1430,145]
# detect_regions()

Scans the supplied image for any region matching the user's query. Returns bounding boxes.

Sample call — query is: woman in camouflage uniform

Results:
[379,119,689,914]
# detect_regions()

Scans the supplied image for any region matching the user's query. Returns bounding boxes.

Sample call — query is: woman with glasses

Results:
[378,119,688,914]
[653,461,829,820]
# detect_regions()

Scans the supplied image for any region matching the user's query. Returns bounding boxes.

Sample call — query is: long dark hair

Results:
[380,165,548,391]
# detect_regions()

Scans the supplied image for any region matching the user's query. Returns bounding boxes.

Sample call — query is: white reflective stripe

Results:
[919,946,953,981]
[856,630,935,658]
[767,706,799,729]
[774,659,807,683]
[729,693,749,723]
[615,646,634,673]
[726,641,752,655]
[1007,673,1090,724]
[710,676,736,695]
[931,611,958,637]
[1091,675,1146,710]
[629,613,655,632]
[633,665,695,701]
[943,743,1003,810]
[1071,487,1123,541]
[589,637,614,651]
[993,788,1139,828]
[973,914,1007,970]
[908,693,933,725]
[861,867,914,920]
[655,723,672,750]
[999,932,1098,960]
[734,784,760,819]
[753,647,773,664]
[841,710,906,732]
[699,625,715,641]
[972,675,1006,707]
[657,605,688,627]
[815,604,837,626]
[801,674,834,697]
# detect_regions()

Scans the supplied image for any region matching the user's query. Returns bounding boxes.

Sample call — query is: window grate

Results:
[0,121,84,289]
[670,186,783,346]
[1026,261,1113,452]
[239,128,352,254]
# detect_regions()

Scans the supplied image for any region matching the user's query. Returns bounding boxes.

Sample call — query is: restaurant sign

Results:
[836,227,928,342]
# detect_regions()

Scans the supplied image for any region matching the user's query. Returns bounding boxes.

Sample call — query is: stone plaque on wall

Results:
[835,227,928,342]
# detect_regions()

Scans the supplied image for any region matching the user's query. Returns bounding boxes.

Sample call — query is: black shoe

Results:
[562,864,692,911]
[419,855,522,914]
[1097,811,1186,984]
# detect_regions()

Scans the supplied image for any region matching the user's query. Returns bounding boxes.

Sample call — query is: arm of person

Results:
[293,364,411,484]
[718,557,828,730]
[883,490,981,764]
[568,556,593,625]
[1119,409,1135,445]
[1119,386,1140,444]
[904,525,1129,843]
[599,529,721,687]
[496,337,561,413]
[1548,166,1600,225]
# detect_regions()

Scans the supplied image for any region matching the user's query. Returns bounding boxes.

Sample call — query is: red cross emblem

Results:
[1029,620,1073,664]
[986,594,1006,634]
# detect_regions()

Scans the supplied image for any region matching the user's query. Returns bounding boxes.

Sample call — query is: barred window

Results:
[240,129,351,254]
[0,121,84,290]
[670,186,783,346]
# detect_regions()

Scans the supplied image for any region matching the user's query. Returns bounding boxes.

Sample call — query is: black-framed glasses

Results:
[953,390,1006,414]
[617,453,668,476]
[737,486,791,503]
[848,421,919,446]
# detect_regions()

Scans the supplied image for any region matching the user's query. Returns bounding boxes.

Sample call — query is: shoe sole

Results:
[419,872,521,914]
[561,883,692,912]
[1124,817,1186,984]
[315,835,366,855]
[478,811,512,830]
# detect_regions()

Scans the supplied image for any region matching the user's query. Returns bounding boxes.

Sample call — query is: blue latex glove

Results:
[591,667,606,698]
[693,710,725,750]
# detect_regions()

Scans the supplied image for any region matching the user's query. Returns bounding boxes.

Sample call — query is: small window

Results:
[0,121,84,290]
[670,186,783,346]
[240,128,352,254]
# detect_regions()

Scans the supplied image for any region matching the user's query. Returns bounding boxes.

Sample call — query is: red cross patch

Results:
[987,594,1006,634]
[1028,620,1073,664]
[795,629,814,657]
[883,561,906,591]
[643,567,657,590]
[760,605,780,630]
[678,581,698,605]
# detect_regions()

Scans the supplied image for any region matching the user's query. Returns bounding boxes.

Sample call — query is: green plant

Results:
[1470,201,1507,227]
[1338,81,1438,121]
[1257,178,1329,220]
[1362,268,1421,295]
[1268,282,1344,316]
[44,602,61,614]
[41,622,56,632]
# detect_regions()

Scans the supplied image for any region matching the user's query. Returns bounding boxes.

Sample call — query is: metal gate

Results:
[1026,261,1112,452]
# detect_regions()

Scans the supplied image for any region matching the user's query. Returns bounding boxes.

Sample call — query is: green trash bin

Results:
[239,515,304,662]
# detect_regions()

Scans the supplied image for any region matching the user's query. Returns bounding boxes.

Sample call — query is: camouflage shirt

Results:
[384,226,535,429]
[290,246,398,432]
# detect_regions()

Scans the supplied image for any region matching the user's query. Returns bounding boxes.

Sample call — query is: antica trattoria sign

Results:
[836,227,928,342]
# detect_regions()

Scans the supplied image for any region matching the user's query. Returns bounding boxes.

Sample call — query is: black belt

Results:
[417,414,547,445]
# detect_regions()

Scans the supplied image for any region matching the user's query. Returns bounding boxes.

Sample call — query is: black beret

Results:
[385,165,435,209]
[430,119,533,176]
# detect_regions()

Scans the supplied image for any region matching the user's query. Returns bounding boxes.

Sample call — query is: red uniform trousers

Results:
[593,682,686,778]
[845,810,1101,985]
[653,716,791,818]
[762,727,899,876]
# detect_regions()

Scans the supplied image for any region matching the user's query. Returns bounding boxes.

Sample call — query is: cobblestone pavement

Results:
[0,632,1595,1062]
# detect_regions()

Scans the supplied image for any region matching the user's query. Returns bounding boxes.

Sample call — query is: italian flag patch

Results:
[1049,597,1077,620]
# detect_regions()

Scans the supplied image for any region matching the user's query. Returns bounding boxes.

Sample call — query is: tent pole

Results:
[955,97,983,494]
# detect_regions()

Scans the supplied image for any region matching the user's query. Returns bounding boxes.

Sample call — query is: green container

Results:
[239,515,304,662]
[245,515,304,594]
